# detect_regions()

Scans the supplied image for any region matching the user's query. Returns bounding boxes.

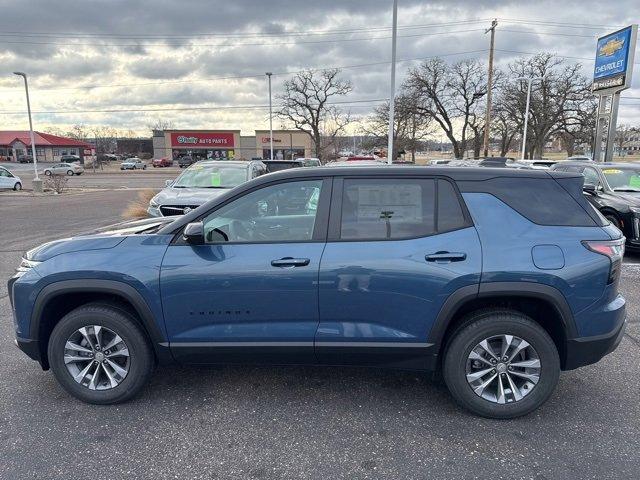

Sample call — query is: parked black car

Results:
[551,161,640,251]
[177,155,197,168]
[262,159,306,173]
[17,154,33,163]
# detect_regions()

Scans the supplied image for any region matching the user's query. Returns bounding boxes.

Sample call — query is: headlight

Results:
[149,198,159,208]
[630,206,640,215]
[16,258,41,273]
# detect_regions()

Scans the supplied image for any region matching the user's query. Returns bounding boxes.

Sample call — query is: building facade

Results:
[0,131,93,163]
[152,129,313,160]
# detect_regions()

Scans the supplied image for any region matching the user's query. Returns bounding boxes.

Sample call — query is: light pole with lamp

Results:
[266,72,274,160]
[386,0,398,164]
[517,75,545,160]
[13,71,42,192]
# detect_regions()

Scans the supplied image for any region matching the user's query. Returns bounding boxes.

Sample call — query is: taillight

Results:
[582,239,625,284]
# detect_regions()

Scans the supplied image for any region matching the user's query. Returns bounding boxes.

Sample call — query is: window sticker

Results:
[211,171,221,186]
[602,169,623,174]
[629,175,640,188]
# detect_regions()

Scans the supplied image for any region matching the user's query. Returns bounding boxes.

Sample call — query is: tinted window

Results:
[203,180,323,243]
[458,177,597,227]
[340,179,435,240]
[582,167,600,186]
[437,180,467,232]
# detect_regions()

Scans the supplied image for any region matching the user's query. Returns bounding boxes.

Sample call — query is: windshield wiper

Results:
[172,185,187,188]
[614,187,640,192]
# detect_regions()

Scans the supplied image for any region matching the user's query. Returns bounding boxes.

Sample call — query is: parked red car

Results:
[152,157,173,168]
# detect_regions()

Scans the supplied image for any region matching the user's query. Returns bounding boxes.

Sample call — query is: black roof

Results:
[260,165,581,181]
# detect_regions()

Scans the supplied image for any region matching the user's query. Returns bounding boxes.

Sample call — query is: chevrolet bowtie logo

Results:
[599,38,625,57]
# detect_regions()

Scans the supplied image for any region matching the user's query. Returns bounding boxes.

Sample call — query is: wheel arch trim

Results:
[428,282,577,348]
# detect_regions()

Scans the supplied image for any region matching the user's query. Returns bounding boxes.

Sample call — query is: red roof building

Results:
[0,131,93,163]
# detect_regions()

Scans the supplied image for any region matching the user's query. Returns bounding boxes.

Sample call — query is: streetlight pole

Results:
[516,75,545,160]
[482,19,498,158]
[13,72,40,183]
[386,0,398,165]
[266,72,274,160]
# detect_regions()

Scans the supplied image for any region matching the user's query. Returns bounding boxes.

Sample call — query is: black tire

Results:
[13,182,22,191]
[443,309,560,419]
[45,170,52,176]
[48,303,154,404]
[605,214,622,231]
[66,170,74,176]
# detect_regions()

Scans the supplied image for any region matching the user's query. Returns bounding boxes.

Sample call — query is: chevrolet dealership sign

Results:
[593,25,637,92]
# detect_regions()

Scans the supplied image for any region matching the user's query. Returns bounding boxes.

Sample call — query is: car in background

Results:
[120,158,147,170]
[148,160,267,217]
[43,162,84,176]
[519,159,557,170]
[60,155,82,163]
[177,155,197,168]
[346,155,383,163]
[298,157,322,167]
[551,161,640,251]
[327,160,387,167]
[0,166,22,190]
[17,154,33,163]
[567,155,592,162]
[262,159,305,173]
[152,157,173,168]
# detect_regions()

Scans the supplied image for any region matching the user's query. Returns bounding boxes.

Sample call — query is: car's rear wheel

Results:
[48,303,154,404]
[443,310,559,419]
[66,170,74,176]
[13,182,21,191]
[605,214,622,231]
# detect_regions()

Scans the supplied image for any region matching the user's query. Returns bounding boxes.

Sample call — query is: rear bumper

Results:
[564,311,626,370]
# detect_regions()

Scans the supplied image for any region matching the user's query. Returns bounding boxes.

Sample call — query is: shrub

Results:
[44,175,68,194]
[122,189,157,219]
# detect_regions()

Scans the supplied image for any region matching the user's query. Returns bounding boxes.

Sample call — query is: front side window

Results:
[202,180,323,243]
[173,164,249,189]
[582,167,601,187]
[340,178,436,240]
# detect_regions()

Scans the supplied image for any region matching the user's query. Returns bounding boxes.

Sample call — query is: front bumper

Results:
[15,337,41,362]
[564,313,626,370]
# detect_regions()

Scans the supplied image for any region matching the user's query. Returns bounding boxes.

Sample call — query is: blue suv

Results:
[8,166,626,418]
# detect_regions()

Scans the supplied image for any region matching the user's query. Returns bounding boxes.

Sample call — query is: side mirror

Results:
[583,183,596,193]
[183,222,204,245]
[165,179,173,187]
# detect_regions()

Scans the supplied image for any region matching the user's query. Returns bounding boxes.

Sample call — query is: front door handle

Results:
[425,252,467,263]
[271,257,310,267]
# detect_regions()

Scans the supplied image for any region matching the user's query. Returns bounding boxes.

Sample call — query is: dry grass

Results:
[122,189,158,220]
[44,175,69,194]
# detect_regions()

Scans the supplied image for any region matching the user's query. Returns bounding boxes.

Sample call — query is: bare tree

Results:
[364,92,432,161]
[405,58,489,159]
[499,54,592,159]
[66,124,89,141]
[147,119,175,133]
[614,124,636,156]
[277,69,352,161]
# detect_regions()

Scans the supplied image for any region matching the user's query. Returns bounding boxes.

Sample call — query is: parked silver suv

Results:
[148,160,267,217]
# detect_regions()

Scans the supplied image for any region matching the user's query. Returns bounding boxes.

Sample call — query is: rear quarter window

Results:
[458,177,597,227]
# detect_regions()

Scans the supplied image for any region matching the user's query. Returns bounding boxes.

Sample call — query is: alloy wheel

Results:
[63,325,130,390]
[465,334,541,404]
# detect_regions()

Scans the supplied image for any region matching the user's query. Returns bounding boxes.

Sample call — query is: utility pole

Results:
[482,19,498,158]
[386,0,398,165]
[266,72,274,160]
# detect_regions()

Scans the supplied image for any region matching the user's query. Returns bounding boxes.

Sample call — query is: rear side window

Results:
[341,178,436,240]
[437,180,467,232]
[459,177,597,227]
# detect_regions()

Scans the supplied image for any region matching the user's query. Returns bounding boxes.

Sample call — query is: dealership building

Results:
[153,129,314,161]
[0,131,93,163]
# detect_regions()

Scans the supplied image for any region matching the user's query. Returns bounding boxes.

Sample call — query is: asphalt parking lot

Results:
[1,177,639,479]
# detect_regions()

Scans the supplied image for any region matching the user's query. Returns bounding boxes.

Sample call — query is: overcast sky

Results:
[0,0,638,136]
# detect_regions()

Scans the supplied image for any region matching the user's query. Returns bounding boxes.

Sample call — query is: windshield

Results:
[602,167,640,191]
[173,164,248,188]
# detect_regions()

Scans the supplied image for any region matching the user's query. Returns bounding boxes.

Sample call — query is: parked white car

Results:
[0,166,22,190]
[43,162,84,176]
[120,158,147,170]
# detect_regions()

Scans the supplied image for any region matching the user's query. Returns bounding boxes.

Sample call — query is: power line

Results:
[0,19,490,39]
[0,98,388,115]
[0,48,488,93]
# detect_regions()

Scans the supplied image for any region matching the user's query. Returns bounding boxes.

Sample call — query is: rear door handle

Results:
[271,257,310,267]
[425,252,467,263]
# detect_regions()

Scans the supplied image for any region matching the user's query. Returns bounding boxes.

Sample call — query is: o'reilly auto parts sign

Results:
[170,132,235,148]
[593,25,637,92]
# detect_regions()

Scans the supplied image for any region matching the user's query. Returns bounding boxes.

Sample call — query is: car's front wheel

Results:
[48,303,154,404]
[66,170,74,176]
[44,170,52,176]
[443,310,559,419]
[13,182,21,191]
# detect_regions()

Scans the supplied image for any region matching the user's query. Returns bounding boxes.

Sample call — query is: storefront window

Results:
[53,148,60,156]
[172,149,235,160]
[262,148,305,160]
